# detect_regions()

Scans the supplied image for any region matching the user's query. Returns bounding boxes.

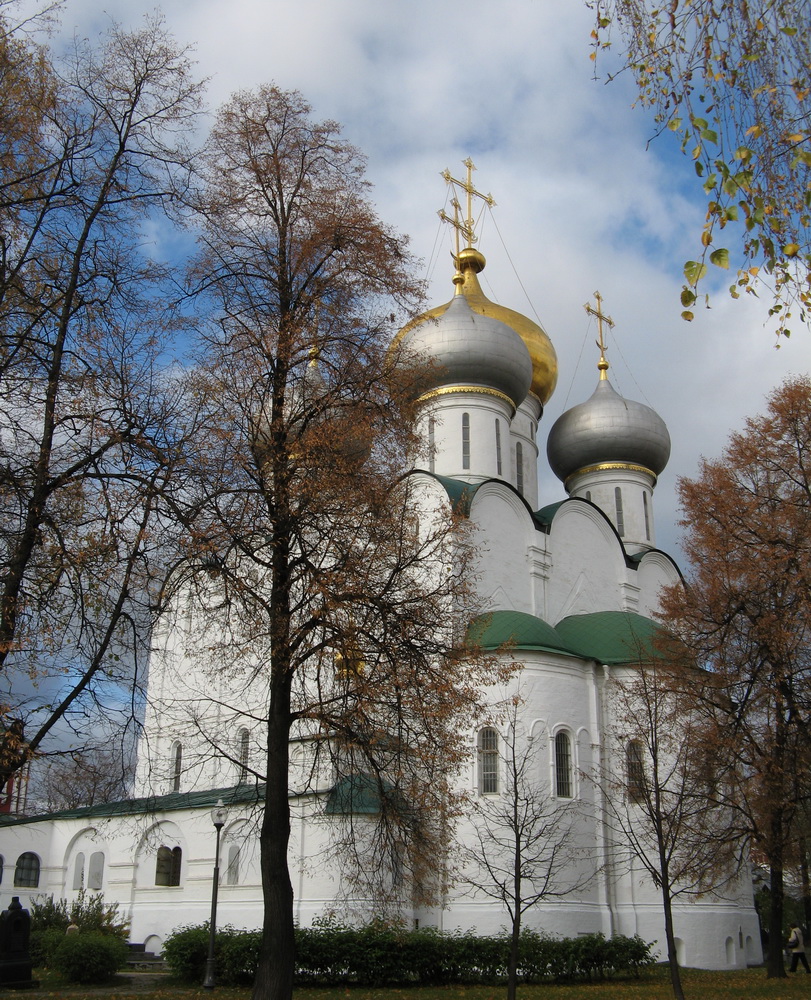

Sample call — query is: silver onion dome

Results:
[399,292,533,410]
[546,377,671,483]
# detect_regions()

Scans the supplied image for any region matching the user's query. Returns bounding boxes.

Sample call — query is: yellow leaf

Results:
[783,243,800,257]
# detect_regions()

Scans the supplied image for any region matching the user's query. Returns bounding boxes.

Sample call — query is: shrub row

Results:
[163,922,655,987]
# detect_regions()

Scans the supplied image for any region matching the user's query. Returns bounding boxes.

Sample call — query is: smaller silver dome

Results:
[400,294,532,409]
[547,377,671,483]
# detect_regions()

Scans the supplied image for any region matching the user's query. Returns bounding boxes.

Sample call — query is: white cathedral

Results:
[0,179,762,970]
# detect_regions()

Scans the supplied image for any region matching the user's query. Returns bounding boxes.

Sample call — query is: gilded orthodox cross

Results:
[438,158,496,258]
[584,291,614,379]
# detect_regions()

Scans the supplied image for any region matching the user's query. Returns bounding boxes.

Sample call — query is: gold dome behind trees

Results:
[395,161,558,407]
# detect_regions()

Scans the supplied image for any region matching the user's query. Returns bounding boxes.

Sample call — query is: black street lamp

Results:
[203,799,227,989]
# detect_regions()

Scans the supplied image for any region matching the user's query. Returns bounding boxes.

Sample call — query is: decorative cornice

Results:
[565,462,658,489]
[418,384,516,413]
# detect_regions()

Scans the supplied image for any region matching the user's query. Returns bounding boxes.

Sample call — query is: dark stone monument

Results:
[0,896,38,989]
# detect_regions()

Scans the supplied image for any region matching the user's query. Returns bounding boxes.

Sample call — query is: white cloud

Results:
[23,0,810,559]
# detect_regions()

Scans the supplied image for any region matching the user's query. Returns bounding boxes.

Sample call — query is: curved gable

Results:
[544,499,627,620]
[468,481,538,613]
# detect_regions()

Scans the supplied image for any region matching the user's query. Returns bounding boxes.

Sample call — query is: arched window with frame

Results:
[14,852,40,888]
[626,740,646,803]
[614,487,625,536]
[555,731,573,798]
[171,741,182,793]
[477,727,499,795]
[226,844,241,886]
[643,491,651,541]
[88,851,104,891]
[155,845,182,887]
[516,442,524,495]
[72,852,85,891]
[237,728,250,783]
[495,419,502,475]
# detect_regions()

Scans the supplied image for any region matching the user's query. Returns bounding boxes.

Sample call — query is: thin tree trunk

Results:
[661,888,685,1000]
[252,676,295,1000]
[766,848,786,978]
[507,908,520,1000]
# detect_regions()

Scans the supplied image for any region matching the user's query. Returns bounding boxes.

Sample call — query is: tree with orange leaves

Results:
[170,85,500,1000]
[659,376,811,978]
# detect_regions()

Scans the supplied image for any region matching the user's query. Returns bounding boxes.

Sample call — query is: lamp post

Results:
[203,799,227,989]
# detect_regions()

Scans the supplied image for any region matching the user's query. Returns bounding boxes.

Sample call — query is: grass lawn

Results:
[19,966,811,1000]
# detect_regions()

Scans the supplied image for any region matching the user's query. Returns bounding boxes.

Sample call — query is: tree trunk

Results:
[799,836,811,938]
[507,908,520,1000]
[766,849,786,978]
[252,674,294,1000]
[660,884,685,1000]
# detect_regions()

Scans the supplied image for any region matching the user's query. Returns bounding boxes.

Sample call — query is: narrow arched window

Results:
[643,491,651,541]
[14,852,40,888]
[428,416,436,474]
[614,487,624,536]
[585,490,592,502]
[156,845,182,887]
[516,442,524,495]
[462,413,470,470]
[626,741,646,803]
[555,732,573,798]
[226,845,241,886]
[477,727,499,794]
[88,851,104,891]
[171,742,182,793]
[72,852,85,891]
[495,419,502,475]
[238,728,250,783]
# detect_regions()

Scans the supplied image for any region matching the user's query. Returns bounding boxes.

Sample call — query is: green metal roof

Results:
[467,609,666,666]
[468,610,582,658]
[324,774,382,816]
[533,501,565,527]
[424,474,482,515]
[0,783,263,827]
[555,611,665,665]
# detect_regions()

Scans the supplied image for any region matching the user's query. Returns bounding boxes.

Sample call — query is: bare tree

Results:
[0,13,203,783]
[459,698,593,1000]
[599,656,746,1000]
[38,745,133,811]
[172,85,501,1000]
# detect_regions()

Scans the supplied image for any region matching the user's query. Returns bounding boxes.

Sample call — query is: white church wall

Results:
[543,502,628,623]
[468,485,538,614]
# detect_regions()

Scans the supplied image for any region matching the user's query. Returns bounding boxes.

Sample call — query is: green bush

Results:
[163,920,655,987]
[218,928,262,985]
[29,927,65,968]
[162,923,211,982]
[51,931,128,984]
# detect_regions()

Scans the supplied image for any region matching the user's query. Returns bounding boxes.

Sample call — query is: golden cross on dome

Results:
[584,291,615,380]
[438,157,496,258]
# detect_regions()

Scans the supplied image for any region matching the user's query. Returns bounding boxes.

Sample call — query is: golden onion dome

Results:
[396,247,558,406]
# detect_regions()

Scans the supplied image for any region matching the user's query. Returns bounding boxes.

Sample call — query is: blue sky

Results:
[25,0,810,558]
